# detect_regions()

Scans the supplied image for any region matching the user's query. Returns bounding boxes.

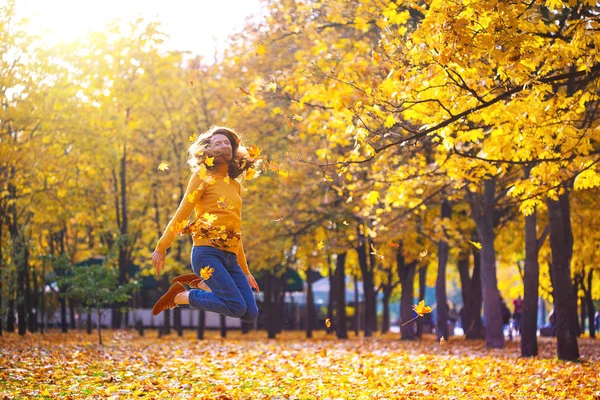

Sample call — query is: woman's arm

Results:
[236,240,250,275]
[155,172,205,254]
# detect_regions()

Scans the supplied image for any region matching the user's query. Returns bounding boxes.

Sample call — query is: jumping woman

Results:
[151,126,259,324]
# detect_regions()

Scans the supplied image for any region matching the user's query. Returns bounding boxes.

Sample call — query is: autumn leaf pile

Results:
[1,331,598,399]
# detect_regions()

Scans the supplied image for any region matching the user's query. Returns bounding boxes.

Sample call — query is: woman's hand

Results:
[246,273,260,292]
[152,251,166,276]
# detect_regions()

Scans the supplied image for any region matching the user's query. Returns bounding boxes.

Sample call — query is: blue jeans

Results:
[188,246,258,323]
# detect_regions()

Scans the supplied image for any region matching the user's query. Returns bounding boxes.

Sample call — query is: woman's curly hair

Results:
[187,126,258,179]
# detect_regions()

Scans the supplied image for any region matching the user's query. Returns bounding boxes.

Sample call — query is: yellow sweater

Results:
[155,165,249,275]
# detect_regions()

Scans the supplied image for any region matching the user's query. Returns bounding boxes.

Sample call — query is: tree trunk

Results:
[97,309,103,346]
[327,255,335,323]
[60,294,68,333]
[163,309,171,335]
[335,253,348,339]
[585,272,595,338]
[436,200,451,340]
[265,270,277,339]
[397,245,416,340]
[381,269,393,334]
[31,268,38,333]
[174,307,183,337]
[69,299,76,330]
[416,264,427,337]
[579,287,586,336]
[356,240,375,337]
[197,309,205,340]
[113,145,130,329]
[547,190,580,361]
[457,248,485,339]
[468,178,504,348]
[87,309,92,334]
[354,274,360,336]
[220,314,227,338]
[522,209,540,356]
[305,266,315,339]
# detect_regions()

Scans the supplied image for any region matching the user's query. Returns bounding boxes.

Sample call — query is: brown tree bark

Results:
[436,200,452,340]
[335,252,348,339]
[547,189,580,361]
[305,266,316,339]
[416,264,427,337]
[468,178,504,348]
[521,208,548,356]
[397,245,416,340]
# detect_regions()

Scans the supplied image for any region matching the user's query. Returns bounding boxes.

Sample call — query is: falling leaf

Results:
[245,168,257,180]
[217,196,233,210]
[370,244,385,260]
[205,157,214,167]
[268,81,277,92]
[273,216,284,222]
[239,87,251,96]
[189,133,197,143]
[440,336,446,346]
[371,135,381,143]
[186,192,198,203]
[277,169,289,179]
[469,240,482,250]
[223,176,230,184]
[412,300,433,317]
[200,266,214,281]
[292,114,303,121]
[202,213,218,225]
[388,243,399,248]
[325,318,331,329]
[284,115,294,130]
[157,162,169,171]
[317,241,324,250]
[255,44,267,55]
[247,145,262,158]
[343,220,349,225]
[419,250,428,258]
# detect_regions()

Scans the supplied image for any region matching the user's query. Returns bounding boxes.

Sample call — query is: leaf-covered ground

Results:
[1,330,599,399]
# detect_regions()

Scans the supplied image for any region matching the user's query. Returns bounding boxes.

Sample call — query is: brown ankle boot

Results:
[173,273,199,286]
[152,282,186,316]
[173,273,210,290]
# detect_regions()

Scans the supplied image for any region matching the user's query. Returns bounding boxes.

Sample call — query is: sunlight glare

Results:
[15,0,262,56]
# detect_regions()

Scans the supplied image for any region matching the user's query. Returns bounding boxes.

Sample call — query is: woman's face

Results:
[207,133,233,163]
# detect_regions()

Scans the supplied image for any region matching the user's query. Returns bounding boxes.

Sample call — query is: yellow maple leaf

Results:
[217,196,232,209]
[202,213,217,225]
[440,336,446,346]
[157,162,169,171]
[245,168,256,180]
[200,266,214,281]
[419,250,428,258]
[469,240,482,250]
[317,241,324,250]
[412,300,432,317]
[223,176,230,184]
[205,157,214,167]
[277,169,289,179]
[343,220,349,225]
[247,145,262,158]
[325,318,331,328]
[255,44,267,55]
[189,133,197,143]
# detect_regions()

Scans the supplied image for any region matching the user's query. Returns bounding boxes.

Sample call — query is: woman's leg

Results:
[186,246,247,318]
[223,253,259,323]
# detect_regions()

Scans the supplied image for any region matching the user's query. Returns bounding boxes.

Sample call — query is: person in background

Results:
[512,295,524,335]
